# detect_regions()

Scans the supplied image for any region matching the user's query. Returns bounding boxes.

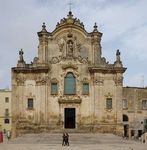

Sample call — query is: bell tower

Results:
[37,23,49,63]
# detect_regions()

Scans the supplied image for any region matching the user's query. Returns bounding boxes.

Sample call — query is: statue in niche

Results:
[67,40,74,57]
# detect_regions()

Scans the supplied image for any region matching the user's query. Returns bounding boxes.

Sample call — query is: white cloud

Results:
[0,0,147,88]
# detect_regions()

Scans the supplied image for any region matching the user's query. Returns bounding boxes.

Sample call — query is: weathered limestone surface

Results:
[11,12,126,137]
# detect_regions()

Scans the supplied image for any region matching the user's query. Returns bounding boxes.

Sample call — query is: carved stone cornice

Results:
[58,95,82,104]
[12,66,50,74]
[88,65,127,74]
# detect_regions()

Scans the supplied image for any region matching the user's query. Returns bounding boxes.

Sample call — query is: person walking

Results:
[6,130,11,141]
[65,132,69,146]
[62,132,66,146]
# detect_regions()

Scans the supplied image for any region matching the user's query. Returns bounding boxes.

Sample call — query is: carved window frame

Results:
[64,72,76,95]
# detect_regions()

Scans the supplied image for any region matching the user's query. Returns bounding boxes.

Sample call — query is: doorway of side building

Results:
[124,124,129,137]
[123,114,129,137]
[64,108,75,129]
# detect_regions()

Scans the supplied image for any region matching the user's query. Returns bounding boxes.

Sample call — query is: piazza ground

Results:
[0,133,147,150]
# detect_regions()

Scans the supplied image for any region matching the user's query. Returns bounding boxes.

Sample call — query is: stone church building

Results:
[11,12,147,137]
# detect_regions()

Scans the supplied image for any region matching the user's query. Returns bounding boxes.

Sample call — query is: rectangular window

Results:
[142,100,147,110]
[144,119,147,125]
[5,97,9,103]
[28,98,33,109]
[122,99,128,109]
[4,119,9,124]
[5,109,9,117]
[144,119,147,132]
[106,98,112,109]
[83,83,89,95]
[51,83,58,95]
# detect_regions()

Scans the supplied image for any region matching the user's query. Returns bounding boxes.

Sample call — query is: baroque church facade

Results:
[11,12,147,137]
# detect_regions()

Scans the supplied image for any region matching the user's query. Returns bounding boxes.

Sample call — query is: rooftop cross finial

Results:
[93,22,98,32]
[68,0,73,12]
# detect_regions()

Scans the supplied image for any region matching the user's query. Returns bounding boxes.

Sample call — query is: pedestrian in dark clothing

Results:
[65,132,69,146]
[62,133,66,146]
[62,132,69,146]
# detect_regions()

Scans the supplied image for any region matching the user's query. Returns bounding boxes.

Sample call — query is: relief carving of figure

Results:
[67,40,74,57]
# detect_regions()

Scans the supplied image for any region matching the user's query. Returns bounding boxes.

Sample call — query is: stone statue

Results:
[19,49,24,62]
[67,40,74,57]
[116,49,121,62]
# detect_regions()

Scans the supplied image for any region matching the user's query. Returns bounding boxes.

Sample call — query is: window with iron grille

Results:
[28,98,33,109]
[106,98,112,109]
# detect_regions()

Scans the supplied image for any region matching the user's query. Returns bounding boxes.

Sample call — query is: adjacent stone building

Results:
[122,87,147,138]
[0,89,11,132]
[11,12,147,137]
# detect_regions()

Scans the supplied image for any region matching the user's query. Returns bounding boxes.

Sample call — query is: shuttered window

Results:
[51,83,58,94]
[122,99,128,109]
[64,72,76,94]
[142,100,147,109]
[83,83,89,95]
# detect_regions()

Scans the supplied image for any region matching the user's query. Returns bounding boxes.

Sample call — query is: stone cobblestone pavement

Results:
[0,133,146,150]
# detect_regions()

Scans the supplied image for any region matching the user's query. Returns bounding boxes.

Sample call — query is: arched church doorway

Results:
[64,108,75,129]
[123,114,129,137]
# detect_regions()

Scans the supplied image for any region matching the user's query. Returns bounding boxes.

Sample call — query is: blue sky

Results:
[0,0,147,88]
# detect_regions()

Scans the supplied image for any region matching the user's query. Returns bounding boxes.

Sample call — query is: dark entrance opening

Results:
[124,125,129,137]
[64,108,75,129]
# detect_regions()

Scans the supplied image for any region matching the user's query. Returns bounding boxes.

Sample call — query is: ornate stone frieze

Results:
[77,56,88,64]
[58,95,82,104]
[82,78,89,83]
[15,75,26,85]
[94,77,104,86]
[113,76,123,86]
[104,92,113,98]
[62,63,78,70]
[50,56,62,64]
[36,76,49,85]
